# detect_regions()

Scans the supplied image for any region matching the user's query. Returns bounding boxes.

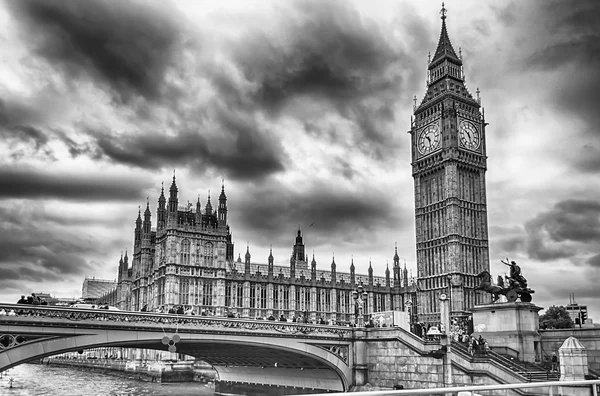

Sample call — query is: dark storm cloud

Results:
[0,205,98,281]
[7,0,182,103]
[524,199,600,261]
[225,0,416,149]
[90,110,285,181]
[587,253,600,268]
[0,167,149,201]
[515,0,600,133]
[232,179,404,247]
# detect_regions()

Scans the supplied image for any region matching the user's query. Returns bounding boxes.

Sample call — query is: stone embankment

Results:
[44,357,217,384]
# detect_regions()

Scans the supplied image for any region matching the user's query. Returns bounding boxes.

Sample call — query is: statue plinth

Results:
[471,302,542,363]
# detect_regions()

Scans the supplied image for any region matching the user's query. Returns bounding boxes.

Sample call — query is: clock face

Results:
[459,120,480,150]
[417,123,441,155]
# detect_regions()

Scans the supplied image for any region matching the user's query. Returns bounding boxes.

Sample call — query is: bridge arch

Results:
[0,305,354,391]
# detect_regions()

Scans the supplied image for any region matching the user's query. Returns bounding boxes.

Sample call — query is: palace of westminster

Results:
[102,6,491,325]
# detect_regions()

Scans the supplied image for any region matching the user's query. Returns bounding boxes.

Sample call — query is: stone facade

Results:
[410,4,491,324]
[104,177,417,323]
[472,302,543,363]
[541,328,600,374]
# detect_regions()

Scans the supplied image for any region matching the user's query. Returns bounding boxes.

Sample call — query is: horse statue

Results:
[475,260,535,303]
[475,271,505,302]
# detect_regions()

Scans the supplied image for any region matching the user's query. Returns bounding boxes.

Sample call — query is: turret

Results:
[403,262,409,288]
[167,173,178,224]
[118,253,124,282]
[205,193,213,217]
[218,181,227,228]
[143,198,152,235]
[350,257,355,286]
[244,244,251,274]
[134,208,142,248]
[157,183,166,231]
[195,196,202,225]
[292,228,305,262]
[368,260,373,286]
[393,243,401,287]
[385,263,390,288]
[331,256,337,285]
[121,250,129,280]
[310,253,317,282]
[268,246,274,279]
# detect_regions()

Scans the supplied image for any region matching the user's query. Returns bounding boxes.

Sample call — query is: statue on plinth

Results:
[476,258,535,303]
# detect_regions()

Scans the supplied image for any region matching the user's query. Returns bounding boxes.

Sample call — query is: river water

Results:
[0,364,216,396]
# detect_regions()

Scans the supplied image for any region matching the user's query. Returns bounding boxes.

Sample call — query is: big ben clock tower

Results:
[411,4,490,324]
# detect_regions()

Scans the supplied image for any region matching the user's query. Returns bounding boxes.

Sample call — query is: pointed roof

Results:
[144,197,151,216]
[245,243,251,260]
[560,336,586,350]
[269,246,273,260]
[159,182,166,202]
[169,171,178,194]
[311,253,316,266]
[394,243,399,261]
[430,3,461,67]
[205,192,213,214]
[219,180,227,201]
[136,206,142,225]
[416,3,479,112]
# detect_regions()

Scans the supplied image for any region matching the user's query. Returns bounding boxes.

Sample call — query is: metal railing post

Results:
[593,383,598,396]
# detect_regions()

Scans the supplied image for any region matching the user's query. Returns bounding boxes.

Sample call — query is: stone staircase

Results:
[451,342,559,383]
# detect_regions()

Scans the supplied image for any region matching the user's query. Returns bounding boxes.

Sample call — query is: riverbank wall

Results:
[44,357,216,384]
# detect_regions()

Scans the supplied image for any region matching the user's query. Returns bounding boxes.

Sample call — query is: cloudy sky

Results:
[1,0,599,321]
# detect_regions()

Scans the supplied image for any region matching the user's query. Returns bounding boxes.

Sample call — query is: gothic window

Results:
[204,242,214,267]
[260,287,267,309]
[225,283,232,307]
[316,290,321,312]
[180,277,189,305]
[236,283,243,308]
[273,288,279,309]
[283,288,289,310]
[180,239,191,265]
[202,282,213,306]
[250,285,256,308]
[325,290,331,312]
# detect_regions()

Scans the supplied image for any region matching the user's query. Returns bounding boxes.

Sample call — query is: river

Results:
[0,364,216,396]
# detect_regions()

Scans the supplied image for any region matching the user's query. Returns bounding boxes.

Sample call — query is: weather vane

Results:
[440,2,447,20]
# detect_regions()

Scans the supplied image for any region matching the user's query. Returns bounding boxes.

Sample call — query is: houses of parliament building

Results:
[103,5,490,325]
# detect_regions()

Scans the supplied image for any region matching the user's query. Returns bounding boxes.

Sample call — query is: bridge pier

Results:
[353,330,368,386]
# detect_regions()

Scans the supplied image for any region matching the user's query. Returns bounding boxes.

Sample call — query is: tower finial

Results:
[440,2,447,20]
[413,95,417,111]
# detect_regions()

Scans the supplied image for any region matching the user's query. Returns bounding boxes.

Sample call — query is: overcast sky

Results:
[1,0,599,322]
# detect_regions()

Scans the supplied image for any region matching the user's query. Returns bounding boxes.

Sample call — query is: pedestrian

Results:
[551,352,558,373]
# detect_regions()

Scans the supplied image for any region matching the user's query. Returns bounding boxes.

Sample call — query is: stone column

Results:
[558,336,589,396]
[353,331,368,386]
[559,336,588,381]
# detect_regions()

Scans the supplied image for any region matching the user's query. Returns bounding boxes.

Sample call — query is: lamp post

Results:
[352,283,368,327]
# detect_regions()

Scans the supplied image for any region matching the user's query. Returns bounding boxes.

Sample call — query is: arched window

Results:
[204,242,214,267]
[180,239,191,265]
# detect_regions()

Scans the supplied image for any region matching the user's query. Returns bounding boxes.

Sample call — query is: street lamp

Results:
[352,283,368,327]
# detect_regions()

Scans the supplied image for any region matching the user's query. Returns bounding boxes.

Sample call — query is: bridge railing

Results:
[0,303,354,339]
[305,379,600,395]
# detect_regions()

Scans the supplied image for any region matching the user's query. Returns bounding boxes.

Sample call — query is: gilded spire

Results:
[430,2,460,66]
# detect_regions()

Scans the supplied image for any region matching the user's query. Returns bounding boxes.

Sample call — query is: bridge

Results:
[0,304,355,392]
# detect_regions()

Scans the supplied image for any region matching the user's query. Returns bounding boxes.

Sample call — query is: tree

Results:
[539,305,574,329]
